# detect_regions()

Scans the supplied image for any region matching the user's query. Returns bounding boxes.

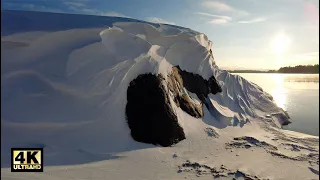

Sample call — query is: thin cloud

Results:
[196,12,232,21]
[146,17,176,25]
[196,12,232,24]
[201,1,249,17]
[202,1,234,12]
[209,19,229,24]
[80,8,100,14]
[63,1,99,15]
[21,4,36,9]
[4,2,63,13]
[62,2,129,17]
[4,1,129,18]
[63,2,86,8]
[238,17,267,24]
[101,12,130,18]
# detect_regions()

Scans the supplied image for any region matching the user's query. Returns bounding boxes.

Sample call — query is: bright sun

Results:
[270,33,291,54]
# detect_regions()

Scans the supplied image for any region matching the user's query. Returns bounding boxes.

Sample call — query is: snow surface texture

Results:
[1,11,319,180]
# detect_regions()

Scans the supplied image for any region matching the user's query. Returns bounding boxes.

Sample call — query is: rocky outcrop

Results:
[168,66,221,117]
[126,73,186,147]
[125,67,222,147]
[174,94,203,118]
[208,76,222,94]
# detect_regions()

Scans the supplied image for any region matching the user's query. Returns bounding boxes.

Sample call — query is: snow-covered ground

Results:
[1,11,319,180]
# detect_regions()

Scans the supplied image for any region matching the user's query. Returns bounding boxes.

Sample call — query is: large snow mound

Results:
[2,11,292,167]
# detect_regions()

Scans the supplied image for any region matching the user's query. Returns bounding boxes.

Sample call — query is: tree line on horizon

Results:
[228,64,319,74]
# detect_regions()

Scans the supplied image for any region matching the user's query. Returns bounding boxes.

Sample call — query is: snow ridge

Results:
[1,11,295,170]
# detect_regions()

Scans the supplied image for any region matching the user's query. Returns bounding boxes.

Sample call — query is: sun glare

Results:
[270,75,287,110]
[270,33,291,54]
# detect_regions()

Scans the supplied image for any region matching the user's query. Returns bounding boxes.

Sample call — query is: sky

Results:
[2,0,319,70]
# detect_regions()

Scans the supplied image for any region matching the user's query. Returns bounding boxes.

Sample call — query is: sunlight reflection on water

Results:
[233,73,319,136]
[271,87,286,110]
[269,74,287,110]
[233,73,319,110]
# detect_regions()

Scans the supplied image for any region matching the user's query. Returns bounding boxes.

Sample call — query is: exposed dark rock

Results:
[178,161,262,180]
[269,151,319,164]
[308,167,319,175]
[177,66,209,98]
[281,143,317,152]
[167,66,221,118]
[126,66,222,146]
[204,127,219,138]
[208,76,222,94]
[175,94,203,118]
[226,136,278,151]
[271,112,291,125]
[173,154,178,158]
[167,66,184,93]
[126,73,185,147]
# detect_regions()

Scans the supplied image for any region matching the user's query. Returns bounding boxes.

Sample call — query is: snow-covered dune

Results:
[1,10,318,180]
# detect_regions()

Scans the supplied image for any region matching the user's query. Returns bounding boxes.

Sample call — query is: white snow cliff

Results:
[1,11,318,180]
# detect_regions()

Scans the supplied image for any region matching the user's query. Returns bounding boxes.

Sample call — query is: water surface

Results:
[233,73,319,136]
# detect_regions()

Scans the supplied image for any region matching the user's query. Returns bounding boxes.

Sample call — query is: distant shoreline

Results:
[226,64,319,74]
[229,71,319,74]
